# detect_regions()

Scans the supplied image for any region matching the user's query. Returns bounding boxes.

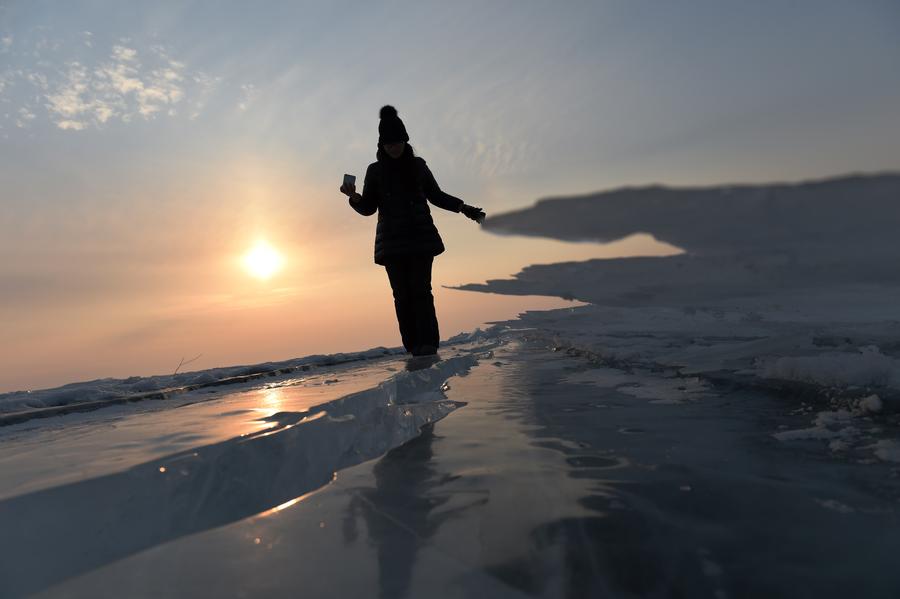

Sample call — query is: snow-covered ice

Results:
[0,344,412,419]
[762,346,900,390]
[456,173,900,465]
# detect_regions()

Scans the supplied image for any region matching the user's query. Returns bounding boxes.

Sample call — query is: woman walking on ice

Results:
[340,105,485,357]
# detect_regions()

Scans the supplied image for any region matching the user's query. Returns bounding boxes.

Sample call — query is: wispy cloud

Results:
[237,83,259,112]
[43,44,187,128]
[0,34,215,131]
[15,106,35,128]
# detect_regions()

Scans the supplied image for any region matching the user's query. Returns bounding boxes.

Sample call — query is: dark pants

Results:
[384,255,439,353]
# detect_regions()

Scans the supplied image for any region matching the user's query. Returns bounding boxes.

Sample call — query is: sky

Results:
[1,0,899,392]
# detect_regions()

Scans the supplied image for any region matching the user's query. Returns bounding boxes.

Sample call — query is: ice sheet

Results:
[35,340,900,599]
[0,346,492,597]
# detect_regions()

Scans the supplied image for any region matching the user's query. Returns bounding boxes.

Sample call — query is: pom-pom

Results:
[379,105,398,120]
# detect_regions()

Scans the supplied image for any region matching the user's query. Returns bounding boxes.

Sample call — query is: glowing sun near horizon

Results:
[242,241,285,280]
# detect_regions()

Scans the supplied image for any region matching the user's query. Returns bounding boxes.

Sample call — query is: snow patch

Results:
[562,365,712,403]
[762,346,900,389]
[871,440,900,463]
[858,394,883,414]
[772,409,860,442]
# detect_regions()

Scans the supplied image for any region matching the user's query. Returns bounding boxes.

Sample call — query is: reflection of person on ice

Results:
[341,105,485,357]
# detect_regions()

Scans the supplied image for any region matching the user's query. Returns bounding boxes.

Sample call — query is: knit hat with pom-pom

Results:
[378,105,410,145]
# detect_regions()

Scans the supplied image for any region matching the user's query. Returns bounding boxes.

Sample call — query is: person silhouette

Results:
[341,105,485,357]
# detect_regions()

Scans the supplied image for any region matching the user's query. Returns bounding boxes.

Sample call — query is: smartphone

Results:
[343,173,356,188]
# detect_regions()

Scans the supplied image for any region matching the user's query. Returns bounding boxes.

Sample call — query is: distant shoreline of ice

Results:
[0,328,500,423]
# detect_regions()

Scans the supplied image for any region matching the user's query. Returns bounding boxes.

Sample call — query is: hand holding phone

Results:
[340,173,356,197]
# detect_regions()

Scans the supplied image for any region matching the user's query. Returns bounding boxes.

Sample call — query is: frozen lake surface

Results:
[7,335,899,598]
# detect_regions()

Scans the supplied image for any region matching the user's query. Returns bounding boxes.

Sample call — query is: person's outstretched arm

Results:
[342,164,378,216]
[419,158,465,213]
[419,158,485,222]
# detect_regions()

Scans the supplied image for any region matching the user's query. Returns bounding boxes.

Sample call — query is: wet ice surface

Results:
[0,341,491,597]
[0,351,416,499]
[34,338,900,599]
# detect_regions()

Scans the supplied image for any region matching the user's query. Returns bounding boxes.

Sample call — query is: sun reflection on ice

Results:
[259,473,337,518]
[259,388,283,415]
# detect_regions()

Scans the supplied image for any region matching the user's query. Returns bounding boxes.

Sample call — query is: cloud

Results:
[186,71,221,120]
[0,34,214,131]
[15,107,35,128]
[44,46,188,128]
[237,83,258,111]
[0,36,11,53]
[56,119,86,131]
[25,71,48,90]
[111,44,137,62]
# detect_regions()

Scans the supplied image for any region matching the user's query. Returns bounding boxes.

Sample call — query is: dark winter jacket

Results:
[350,157,464,265]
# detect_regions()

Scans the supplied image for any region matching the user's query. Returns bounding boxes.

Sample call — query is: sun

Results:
[242,241,284,280]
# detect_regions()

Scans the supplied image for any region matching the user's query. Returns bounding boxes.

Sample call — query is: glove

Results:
[461,204,485,223]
